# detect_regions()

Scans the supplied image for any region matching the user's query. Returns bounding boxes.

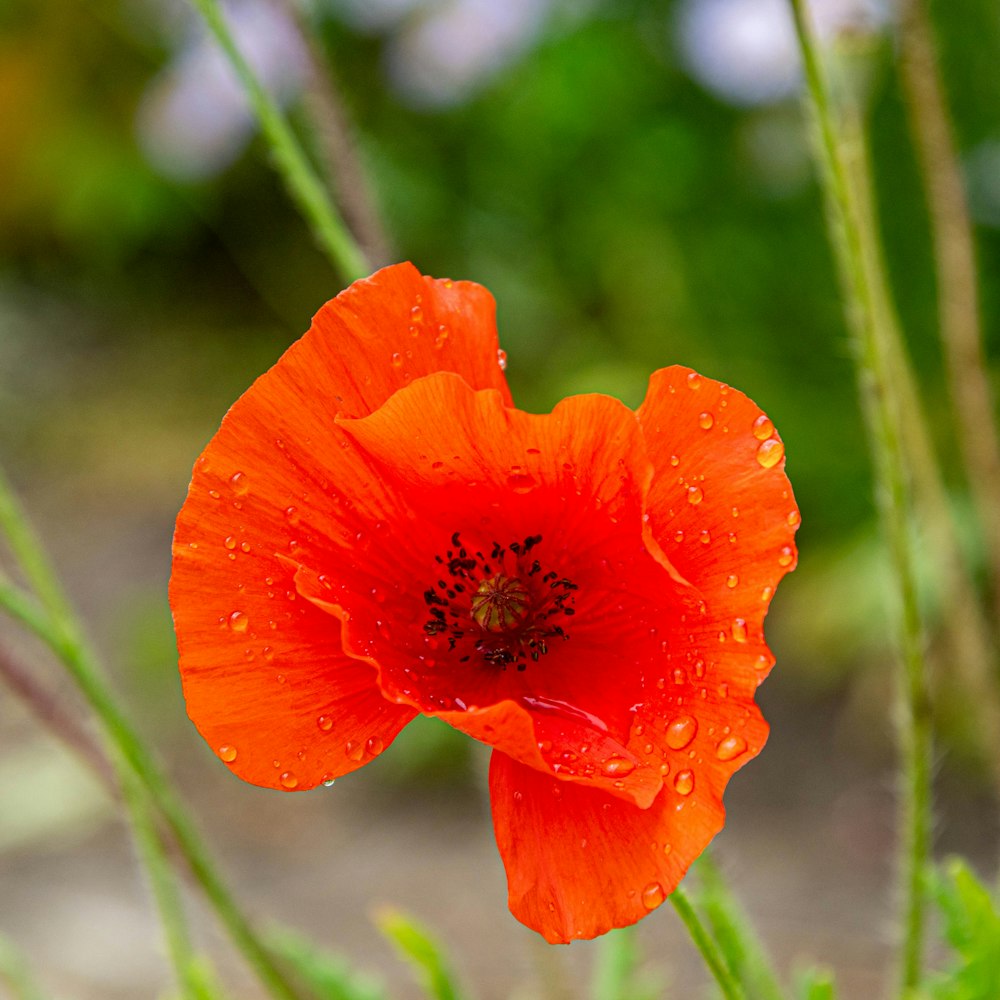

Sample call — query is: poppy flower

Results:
[170,262,798,943]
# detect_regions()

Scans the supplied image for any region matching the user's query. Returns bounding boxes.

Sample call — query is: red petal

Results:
[170,264,507,788]
[333,372,697,807]
[491,749,732,942]
[637,366,799,689]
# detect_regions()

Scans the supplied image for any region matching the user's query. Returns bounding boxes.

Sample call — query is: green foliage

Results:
[0,934,47,1000]
[590,926,662,1000]
[374,907,466,1000]
[922,860,1000,1000]
[266,926,386,1000]
[795,966,837,1000]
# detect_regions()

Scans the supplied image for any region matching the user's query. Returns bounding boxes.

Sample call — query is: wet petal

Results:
[330,372,697,806]
[490,749,726,942]
[171,263,507,787]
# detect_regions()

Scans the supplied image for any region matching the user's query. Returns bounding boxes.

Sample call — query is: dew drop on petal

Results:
[669,454,680,467]
[317,716,333,732]
[346,740,365,762]
[666,716,698,750]
[230,472,249,495]
[497,349,508,370]
[788,509,801,527]
[218,745,237,763]
[674,529,684,543]
[674,770,695,795]
[366,736,384,756]
[687,486,704,505]
[223,536,237,550]
[752,414,774,440]
[699,529,711,544]
[686,372,702,389]
[731,618,749,643]
[279,771,298,789]
[228,611,248,633]
[602,757,636,777]
[761,585,774,601]
[641,882,665,910]
[716,735,748,761]
[778,546,795,567]
[507,470,537,494]
[698,411,714,430]
[391,352,403,368]
[756,438,785,468]
[726,574,739,589]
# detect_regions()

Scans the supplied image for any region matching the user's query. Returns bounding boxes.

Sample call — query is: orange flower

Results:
[170,263,799,943]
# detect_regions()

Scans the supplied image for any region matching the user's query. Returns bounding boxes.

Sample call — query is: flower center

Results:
[422,533,576,670]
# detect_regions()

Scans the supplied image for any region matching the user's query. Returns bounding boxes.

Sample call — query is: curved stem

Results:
[0,467,305,1000]
[187,0,370,283]
[788,3,934,992]
[670,887,747,1000]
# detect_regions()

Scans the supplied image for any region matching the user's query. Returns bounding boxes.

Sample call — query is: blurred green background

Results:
[2,0,999,997]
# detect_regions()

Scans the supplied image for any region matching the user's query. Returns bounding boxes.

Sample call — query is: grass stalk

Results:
[0,466,306,1000]
[186,0,370,283]
[787,2,934,991]
[897,0,1000,630]
[670,887,747,1000]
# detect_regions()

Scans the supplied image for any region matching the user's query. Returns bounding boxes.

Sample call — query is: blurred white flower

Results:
[385,0,552,108]
[136,0,307,180]
[677,0,891,107]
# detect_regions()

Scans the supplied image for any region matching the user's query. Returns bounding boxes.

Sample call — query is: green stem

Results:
[696,853,786,1000]
[118,765,202,1000]
[670,887,747,1000]
[788,3,933,993]
[186,0,370,283]
[897,0,1000,631]
[0,467,305,1000]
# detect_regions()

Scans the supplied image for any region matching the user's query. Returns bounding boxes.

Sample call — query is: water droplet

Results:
[674,770,695,795]
[228,611,248,633]
[726,574,739,589]
[663,842,673,855]
[497,348,508,370]
[686,486,704,505]
[787,509,801,527]
[641,882,665,910]
[279,771,298,789]
[434,324,449,349]
[716,735,748,761]
[513,790,523,803]
[223,536,237,550]
[366,736,384,755]
[760,585,774,601]
[756,438,784,468]
[778,545,795,567]
[669,454,680,467]
[230,472,249,495]
[698,411,714,430]
[752,414,774,440]
[686,372,702,389]
[317,716,333,732]
[666,716,698,750]
[731,618,749,643]
[699,529,711,544]
[672,667,686,685]
[673,529,684,543]
[602,757,636,777]
[508,471,537,494]
[410,304,423,323]
[208,489,221,499]
[322,776,336,787]
[693,658,706,679]
[218,745,237,763]
[262,646,274,662]
[345,740,364,762]
[755,654,771,670]
[240,541,251,553]
[391,352,403,368]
